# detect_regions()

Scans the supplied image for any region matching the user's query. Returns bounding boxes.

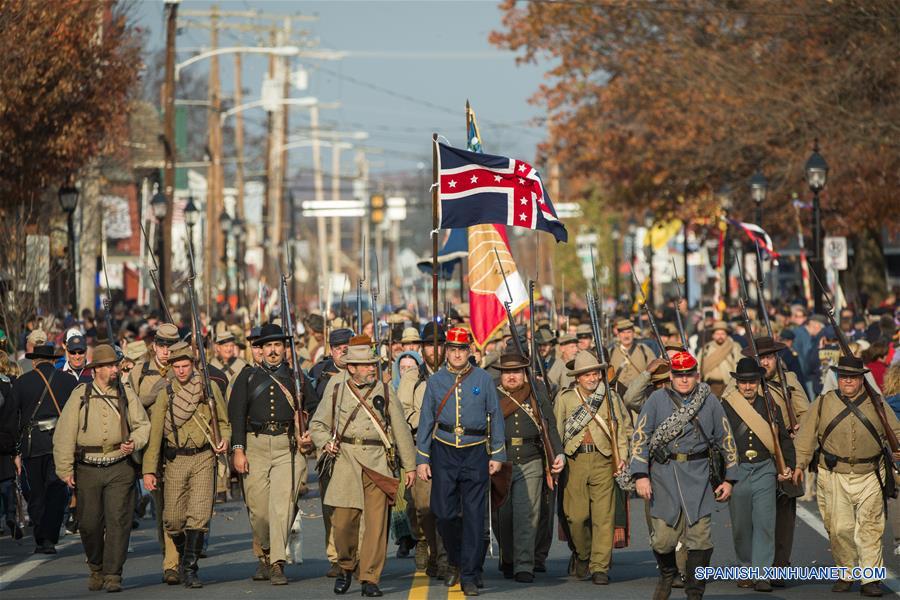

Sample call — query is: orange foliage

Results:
[0,0,141,207]
[491,0,900,237]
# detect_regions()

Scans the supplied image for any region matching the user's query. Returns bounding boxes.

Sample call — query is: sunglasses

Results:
[68,349,86,355]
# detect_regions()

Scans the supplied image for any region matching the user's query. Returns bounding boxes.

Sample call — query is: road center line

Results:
[796,501,899,594]
[407,569,431,600]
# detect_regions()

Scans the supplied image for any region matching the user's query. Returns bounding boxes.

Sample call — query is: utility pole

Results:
[162,0,178,304]
[330,143,343,277]
[311,103,327,288]
[234,52,245,220]
[204,5,221,308]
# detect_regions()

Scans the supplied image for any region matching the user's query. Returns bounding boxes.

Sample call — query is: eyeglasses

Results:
[69,350,86,355]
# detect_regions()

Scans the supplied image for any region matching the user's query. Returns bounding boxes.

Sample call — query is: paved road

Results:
[2,460,898,599]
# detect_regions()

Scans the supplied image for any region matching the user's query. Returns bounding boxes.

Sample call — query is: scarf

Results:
[164,374,203,437]
[646,383,710,458]
[563,384,607,446]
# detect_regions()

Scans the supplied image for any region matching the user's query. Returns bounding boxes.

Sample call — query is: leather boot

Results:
[252,556,270,581]
[684,548,713,600]
[653,550,679,600]
[169,532,186,584]
[181,529,204,588]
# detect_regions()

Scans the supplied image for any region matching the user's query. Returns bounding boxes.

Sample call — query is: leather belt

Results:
[509,435,541,447]
[821,451,881,469]
[575,443,599,454]
[340,435,382,447]
[77,455,128,468]
[669,449,710,462]
[248,420,293,436]
[167,444,211,458]
[438,423,486,436]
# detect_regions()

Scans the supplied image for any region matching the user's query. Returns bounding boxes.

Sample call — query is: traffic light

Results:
[370,193,385,224]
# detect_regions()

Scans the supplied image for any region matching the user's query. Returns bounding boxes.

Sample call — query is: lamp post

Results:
[184,195,200,260]
[58,185,79,314]
[645,213,655,306]
[750,170,768,306]
[611,222,621,302]
[805,141,828,314]
[219,210,233,308]
[233,217,245,309]
[151,188,168,307]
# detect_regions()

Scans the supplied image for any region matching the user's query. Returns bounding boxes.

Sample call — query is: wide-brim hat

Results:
[558,332,577,346]
[215,331,235,344]
[730,357,765,382]
[400,327,422,344]
[306,312,325,333]
[25,344,57,361]
[831,355,869,377]
[742,336,786,358]
[535,328,557,345]
[26,329,48,346]
[86,344,121,369]
[650,363,671,384]
[497,352,529,371]
[567,350,607,376]
[252,323,290,347]
[345,343,379,365]
[155,323,180,346]
[711,320,730,333]
[575,323,593,338]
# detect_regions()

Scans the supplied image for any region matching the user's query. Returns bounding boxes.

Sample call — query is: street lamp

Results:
[749,170,768,305]
[58,185,79,314]
[805,140,828,313]
[184,195,199,263]
[219,210,233,307]
[151,188,169,305]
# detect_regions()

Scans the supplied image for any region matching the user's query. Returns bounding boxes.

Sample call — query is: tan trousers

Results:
[332,472,388,584]
[152,486,179,570]
[563,451,615,573]
[410,475,447,568]
[643,500,687,573]
[816,468,885,584]
[163,451,215,533]
[244,433,306,564]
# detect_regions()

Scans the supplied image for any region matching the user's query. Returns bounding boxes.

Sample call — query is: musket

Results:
[735,254,793,479]
[279,244,309,443]
[138,221,174,323]
[357,232,367,334]
[100,253,130,442]
[670,258,690,351]
[185,239,222,448]
[369,250,397,468]
[494,248,556,489]
[810,267,900,460]
[629,267,667,361]
[752,242,799,430]
[561,273,568,333]
[588,249,627,486]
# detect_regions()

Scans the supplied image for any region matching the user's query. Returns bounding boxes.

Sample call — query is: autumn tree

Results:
[0,0,141,348]
[492,0,900,302]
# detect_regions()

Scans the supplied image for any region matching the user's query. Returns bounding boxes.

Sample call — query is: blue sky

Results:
[133,0,549,173]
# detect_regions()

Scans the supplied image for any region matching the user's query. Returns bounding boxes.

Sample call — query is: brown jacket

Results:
[794,389,900,474]
[610,343,652,389]
[53,381,150,479]
[310,376,416,510]
[128,357,173,409]
[141,376,231,476]
[766,369,809,427]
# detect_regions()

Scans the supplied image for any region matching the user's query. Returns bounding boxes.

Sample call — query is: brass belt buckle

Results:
[745,450,758,460]
[674,452,688,462]
[353,437,363,445]
[510,437,523,446]
[454,426,465,436]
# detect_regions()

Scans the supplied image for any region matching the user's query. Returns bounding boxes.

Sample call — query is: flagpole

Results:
[431,132,439,363]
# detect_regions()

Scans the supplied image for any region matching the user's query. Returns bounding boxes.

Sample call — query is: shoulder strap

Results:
[820,394,861,444]
[81,383,94,432]
[34,368,61,415]
[574,388,612,441]
[138,360,153,390]
[722,392,775,454]
[432,368,474,429]
[166,383,180,448]
[828,394,885,450]
[329,380,341,436]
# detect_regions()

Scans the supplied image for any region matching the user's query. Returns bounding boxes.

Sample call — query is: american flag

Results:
[437,142,568,243]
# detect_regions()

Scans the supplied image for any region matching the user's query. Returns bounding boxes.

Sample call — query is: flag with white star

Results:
[436,141,568,243]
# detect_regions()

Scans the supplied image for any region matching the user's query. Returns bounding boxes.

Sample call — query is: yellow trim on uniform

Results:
[416,448,430,458]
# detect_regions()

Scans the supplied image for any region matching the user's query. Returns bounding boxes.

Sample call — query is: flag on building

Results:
[465,103,528,349]
[437,141,568,243]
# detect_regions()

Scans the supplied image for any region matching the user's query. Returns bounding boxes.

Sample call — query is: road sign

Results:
[824,236,848,271]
